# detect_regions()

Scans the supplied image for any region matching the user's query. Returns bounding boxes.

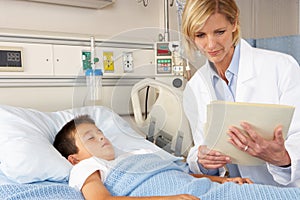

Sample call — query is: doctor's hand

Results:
[227,122,291,166]
[197,145,231,169]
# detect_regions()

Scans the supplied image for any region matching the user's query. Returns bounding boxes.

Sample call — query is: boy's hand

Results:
[191,174,253,185]
[220,177,253,184]
[166,194,200,200]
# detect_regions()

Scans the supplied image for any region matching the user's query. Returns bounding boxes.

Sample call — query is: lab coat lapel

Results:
[236,40,257,102]
[201,61,217,102]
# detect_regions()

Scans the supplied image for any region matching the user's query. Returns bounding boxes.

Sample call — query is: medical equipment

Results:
[155,41,188,90]
[148,0,190,88]
[0,46,24,72]
[155,41,183,76]
[84,36,103,101]
[153,1,189,88]
[131,78,193,156]
[85,68,103,101]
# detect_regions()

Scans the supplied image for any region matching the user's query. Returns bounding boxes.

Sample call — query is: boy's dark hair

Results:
[53,114,96,159]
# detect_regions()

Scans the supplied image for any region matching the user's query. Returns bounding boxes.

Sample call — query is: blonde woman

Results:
[182,0,300,187]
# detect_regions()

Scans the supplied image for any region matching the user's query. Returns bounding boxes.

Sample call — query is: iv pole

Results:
[163,0,170,42]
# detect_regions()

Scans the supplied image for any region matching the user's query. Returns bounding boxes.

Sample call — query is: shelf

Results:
[18,0,115,9]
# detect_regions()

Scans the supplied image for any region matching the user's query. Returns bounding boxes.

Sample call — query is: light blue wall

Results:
[246,35,300,64]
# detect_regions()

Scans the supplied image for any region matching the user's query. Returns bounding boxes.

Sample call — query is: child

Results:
[54,115,201,199]
[54,115,300,200]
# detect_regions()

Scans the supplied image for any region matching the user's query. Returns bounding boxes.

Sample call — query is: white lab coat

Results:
[183,39,300,187]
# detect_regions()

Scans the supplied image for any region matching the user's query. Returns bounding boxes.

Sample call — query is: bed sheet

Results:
[0,182,84,200]
[0,168,83,199]
[0,170,16,185]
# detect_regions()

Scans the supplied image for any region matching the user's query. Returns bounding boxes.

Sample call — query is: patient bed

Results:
[0,78,192,199]
[0,105,178,199]
[0,105,300,199]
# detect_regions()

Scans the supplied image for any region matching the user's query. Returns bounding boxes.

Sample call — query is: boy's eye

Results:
[82,133,95,141]
[88,136,95,140]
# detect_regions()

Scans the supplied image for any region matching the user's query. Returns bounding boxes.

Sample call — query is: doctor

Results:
[181,0,300,187]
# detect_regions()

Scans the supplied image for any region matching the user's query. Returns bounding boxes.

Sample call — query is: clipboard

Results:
[204,101,295,165]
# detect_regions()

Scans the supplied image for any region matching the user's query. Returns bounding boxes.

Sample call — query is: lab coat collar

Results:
[197,39,256,102]
[237,39,257,84]
[235,39,258,102]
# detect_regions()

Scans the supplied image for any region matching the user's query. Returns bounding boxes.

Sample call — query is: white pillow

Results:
[0,105,175,183]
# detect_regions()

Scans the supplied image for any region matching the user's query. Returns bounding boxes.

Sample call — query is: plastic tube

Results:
[86,69,103,101]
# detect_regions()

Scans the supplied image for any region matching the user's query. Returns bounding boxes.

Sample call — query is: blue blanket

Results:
[1,154,300,199]
[0,182,84,200]
[104,153,300,199]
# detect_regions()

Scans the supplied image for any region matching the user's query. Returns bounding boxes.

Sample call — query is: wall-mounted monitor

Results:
[0,47,24,72]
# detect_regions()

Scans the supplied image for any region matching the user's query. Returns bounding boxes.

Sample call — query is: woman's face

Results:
[194,13,237,66]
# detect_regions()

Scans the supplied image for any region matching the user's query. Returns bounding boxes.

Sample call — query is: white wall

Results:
[1,0,298,113]
[0,0,175,112]
[0,0,164,39]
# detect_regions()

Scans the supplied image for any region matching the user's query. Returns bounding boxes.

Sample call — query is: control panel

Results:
[156,42,172,74]
[155,41,186,89]
[155,42,184,76]
[0,47,23,71]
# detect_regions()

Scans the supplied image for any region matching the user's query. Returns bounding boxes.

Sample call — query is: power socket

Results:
[122,52,133,72]
[103,51,114,72]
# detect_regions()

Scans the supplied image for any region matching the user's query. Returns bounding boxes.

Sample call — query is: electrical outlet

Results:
[103,51,114,72]
[123,52,133,72]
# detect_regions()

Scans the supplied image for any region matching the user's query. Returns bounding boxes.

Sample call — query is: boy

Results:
[53,115,256,200]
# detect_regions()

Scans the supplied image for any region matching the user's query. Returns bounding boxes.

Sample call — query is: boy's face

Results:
[73,123,115,162]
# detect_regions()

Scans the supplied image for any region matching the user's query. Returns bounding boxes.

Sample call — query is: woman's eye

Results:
[216,30,225,35]
[195,33,205,38]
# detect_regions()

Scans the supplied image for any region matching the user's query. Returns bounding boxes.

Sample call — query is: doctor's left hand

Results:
[227,122,291,167]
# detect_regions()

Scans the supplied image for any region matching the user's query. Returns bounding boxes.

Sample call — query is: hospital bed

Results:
[0,104,180,199]
[0,76,192,198]
[0,76,300,198]
[1,105,300,200]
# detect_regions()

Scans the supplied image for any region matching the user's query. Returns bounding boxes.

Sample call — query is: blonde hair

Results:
[182,0,240,55]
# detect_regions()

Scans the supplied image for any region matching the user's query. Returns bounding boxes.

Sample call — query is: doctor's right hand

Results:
[197,145,231,169]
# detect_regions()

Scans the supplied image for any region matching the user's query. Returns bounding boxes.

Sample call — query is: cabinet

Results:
[237,0,299,39]
[0,42,87,76]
